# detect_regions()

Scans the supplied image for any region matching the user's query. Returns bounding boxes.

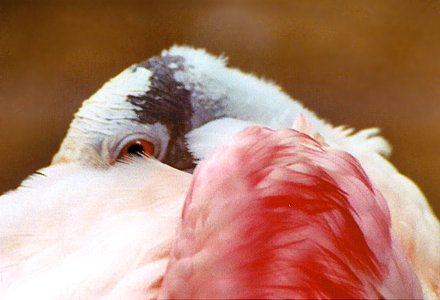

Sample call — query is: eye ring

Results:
[108,126,168,165]
[118,139,154,158]
[111,137,157,165]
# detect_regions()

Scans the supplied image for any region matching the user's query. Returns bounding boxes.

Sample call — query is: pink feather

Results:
[160,127,423,299]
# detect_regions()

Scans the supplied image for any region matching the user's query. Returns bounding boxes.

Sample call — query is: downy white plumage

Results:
[0,160,192,299]
[1,46,438,298]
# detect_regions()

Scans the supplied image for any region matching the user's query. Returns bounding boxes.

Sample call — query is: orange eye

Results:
[116,139,155,161]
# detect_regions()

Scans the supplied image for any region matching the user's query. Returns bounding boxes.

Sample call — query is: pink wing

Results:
[160,127,423,299]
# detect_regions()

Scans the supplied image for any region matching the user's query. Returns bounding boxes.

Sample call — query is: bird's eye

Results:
[116,139,155,162]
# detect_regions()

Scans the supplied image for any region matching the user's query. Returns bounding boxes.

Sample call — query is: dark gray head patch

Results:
[126,55,196,169]
[127,55,193,135]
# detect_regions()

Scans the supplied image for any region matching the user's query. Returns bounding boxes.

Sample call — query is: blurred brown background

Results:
[1,0,439,217]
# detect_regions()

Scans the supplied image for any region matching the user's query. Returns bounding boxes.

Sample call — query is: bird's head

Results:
[52,46,303,169]
[52,47,210,169]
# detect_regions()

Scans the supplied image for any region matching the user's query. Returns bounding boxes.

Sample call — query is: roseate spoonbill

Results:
[0,46,438,298]
[160,125,423,299]
[51,46,438,297]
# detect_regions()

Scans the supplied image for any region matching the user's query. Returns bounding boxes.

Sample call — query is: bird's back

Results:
[160,127,423,299]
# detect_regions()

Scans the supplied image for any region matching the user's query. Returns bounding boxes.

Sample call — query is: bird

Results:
[0,118,424,299]
[54,45,438,297]
[160,123,423,299]
[1,46,438,298]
